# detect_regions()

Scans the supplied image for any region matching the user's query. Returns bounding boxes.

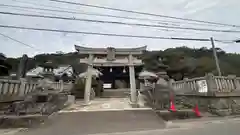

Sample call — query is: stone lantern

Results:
[156,57,169,80]
[39,61,57,80]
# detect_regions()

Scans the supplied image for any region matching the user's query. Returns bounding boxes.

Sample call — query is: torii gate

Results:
[75,45,147,105]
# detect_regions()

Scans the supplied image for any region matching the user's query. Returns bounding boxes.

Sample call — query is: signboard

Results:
[103,83,112,89]
[197,80,208,93]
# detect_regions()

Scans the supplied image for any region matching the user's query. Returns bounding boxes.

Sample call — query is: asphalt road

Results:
[5,111,240,135]
[92,117,240,135]
[15,110,165,135]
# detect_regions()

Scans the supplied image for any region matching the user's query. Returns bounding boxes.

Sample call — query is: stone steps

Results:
[101,89,130,98]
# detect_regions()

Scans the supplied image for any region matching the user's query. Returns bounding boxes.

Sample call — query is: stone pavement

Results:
[59,98,150,113]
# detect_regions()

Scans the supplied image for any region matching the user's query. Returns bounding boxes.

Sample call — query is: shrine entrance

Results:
[95,66,143,89]
[75,45,146,105]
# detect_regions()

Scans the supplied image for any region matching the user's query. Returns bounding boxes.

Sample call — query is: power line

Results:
[0,32,40,50]
[1,11,240,34]
[3,8,232,37]
[0,3,231,28]
[50,0,240,28]
[0,24,212,41]
[3,6,211,36]
[214,40,236,44]
[3,6,62,16]
[0,4,179,26]
[13,0,229,28]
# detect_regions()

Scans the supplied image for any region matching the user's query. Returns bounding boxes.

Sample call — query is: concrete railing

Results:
[49,82,62,90]
[171,74,240,116]
[0,79,73,102]
[172,77,206,94]
[0,79,38,102]
[214,76,240,92]
[49,81,73,92]
[172,74,240,95]
[63,82,73,91]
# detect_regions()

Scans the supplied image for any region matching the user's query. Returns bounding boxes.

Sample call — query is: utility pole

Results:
[210,37,222,76]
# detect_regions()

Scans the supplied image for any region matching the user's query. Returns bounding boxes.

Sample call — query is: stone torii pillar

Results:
[84,54,94,105]
[128,54,137,104]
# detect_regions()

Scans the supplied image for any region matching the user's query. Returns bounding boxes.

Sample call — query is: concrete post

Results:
[19,78,26,97]
[183,78,190,93]
[168,79,174,91]
[206,73,218,95]
[59,80,64,92]
[140,81,145,92]
[128,54,137,104]
[84,54,94,105]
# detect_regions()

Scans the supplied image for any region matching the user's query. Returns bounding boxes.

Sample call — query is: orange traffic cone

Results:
[169,93,177,112]
[193,104,201,117]
[169,100,177,112]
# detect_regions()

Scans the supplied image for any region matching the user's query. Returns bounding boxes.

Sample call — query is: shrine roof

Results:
[75,45,147,55]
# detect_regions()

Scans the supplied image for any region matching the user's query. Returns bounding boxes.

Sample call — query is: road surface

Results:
[92,117,240,135]
[15,110,165,135]
[2,97,240,135]
[1,113,240,135]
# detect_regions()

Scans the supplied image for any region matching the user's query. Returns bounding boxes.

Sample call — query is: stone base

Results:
[129,102,140,108]
[0,93,69,128]
[178,96,240,116]
[65,95,75,106]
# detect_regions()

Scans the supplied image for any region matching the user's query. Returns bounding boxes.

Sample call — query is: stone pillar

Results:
[59,80,64,92]
[128,54,137,104]
[140,81,145,91]
[84,54,94,105]
[19,78,26,97]
[206,73,218,95]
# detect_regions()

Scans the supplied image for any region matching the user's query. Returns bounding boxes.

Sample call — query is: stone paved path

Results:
[59,98,150,113]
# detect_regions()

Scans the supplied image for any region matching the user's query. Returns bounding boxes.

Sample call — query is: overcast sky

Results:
[0,0,240,57]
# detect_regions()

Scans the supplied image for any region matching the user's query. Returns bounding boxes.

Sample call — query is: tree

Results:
[0,53,12,76]
[4,46,240,79]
